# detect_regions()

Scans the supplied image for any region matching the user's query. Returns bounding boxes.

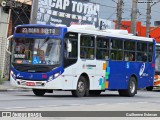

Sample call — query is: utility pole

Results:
[131,0,138,35]
[30,0,38,24]
[116,0,123,29]
[146,0,151,37]
[145,0,160,37]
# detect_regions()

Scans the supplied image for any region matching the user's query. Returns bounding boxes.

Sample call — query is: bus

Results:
[10,24,156,97]
[147,43,160,91]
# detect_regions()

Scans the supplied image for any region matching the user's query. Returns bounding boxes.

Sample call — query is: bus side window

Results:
[148,53,152,62]
[137,56,141,61]
[80,48,86,58]
[124,52,135,61]
[64,33,78,59]
[110,38,123,60]
[148,43,153,62]
[142,52,147,62]
[64,32,78,68]
[64,41,69,58]
[124,40,136,62]
[137,42,148,62]
[64,39,78,58]
[96,36,109,60]
[80,35,95,59]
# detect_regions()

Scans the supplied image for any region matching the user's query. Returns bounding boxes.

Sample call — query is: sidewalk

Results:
[0,81,31,92]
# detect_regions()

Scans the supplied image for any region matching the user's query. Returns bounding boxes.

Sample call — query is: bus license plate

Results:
[26,82,35,86]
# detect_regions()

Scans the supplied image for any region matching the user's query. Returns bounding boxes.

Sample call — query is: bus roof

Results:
[14,24,154,42]
[15,24,67,28]
[67,25,154,42]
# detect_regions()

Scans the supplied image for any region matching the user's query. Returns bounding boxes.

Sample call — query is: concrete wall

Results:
[0,6,10,78]
[0,7,9,38]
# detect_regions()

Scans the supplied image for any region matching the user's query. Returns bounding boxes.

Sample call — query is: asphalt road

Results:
[0,90,160,120]
[0,90,160,110]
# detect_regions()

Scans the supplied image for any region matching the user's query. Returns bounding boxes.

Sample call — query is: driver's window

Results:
[64,32,78,59]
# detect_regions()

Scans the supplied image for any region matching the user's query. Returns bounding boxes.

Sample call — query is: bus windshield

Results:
[12,38,62,65]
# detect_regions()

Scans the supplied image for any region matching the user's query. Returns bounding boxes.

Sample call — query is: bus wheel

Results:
[146,86,153,91]
[71,76,87,97]
[118,77,137,97]
[32,89,46,96]
[89,90,101,96]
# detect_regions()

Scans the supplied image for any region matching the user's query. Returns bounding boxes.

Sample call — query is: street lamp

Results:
[0,0,6,7]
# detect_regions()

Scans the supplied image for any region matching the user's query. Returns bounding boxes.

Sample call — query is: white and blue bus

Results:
[147,43,160,91]
[10,24,156,97]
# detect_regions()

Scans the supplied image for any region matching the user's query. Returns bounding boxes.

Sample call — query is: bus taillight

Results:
[152,63,155,68]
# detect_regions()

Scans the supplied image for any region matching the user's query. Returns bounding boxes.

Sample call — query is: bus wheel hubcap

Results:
[78,81,85,92]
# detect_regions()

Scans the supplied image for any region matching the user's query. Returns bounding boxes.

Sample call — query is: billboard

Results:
[36,0,100,27]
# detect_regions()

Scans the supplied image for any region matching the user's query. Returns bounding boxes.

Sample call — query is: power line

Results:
[107,10,117,20]
[99,4,117,8]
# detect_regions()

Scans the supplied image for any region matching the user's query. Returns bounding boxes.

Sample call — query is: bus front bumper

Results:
[10,75,63,90]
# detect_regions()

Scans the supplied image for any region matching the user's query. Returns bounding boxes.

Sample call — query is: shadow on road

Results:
[42,94,120,98]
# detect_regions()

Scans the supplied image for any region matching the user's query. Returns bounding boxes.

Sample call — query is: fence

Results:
[0,37,10,79]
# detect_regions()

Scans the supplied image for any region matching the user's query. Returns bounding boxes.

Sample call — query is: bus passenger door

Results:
[63,32,78,90]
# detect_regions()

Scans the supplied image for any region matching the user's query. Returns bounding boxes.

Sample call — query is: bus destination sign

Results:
[16,27,60,35]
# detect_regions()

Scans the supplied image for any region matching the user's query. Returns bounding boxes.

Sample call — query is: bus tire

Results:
[32,89,46,96]
[71,76,87,97]
[146,86,153,91]
[89,90,101,96]
[118,77,137,97]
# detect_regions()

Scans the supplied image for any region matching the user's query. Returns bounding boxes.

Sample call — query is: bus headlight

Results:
[54,73,60,78]
[10,70,16,80]
[48,73,60,82]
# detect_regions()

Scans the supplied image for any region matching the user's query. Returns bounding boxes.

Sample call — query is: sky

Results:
[90,0,160,26]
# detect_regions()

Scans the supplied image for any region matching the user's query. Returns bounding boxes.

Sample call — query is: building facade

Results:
[115,21,160,42]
